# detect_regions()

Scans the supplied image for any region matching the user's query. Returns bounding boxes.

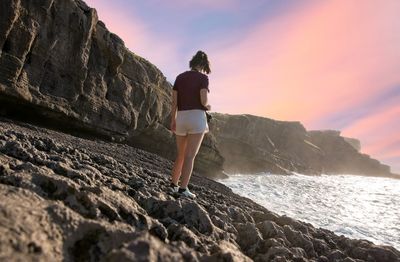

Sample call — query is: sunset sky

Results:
[85,0,400,174]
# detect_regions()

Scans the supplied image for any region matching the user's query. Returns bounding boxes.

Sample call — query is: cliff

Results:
[1,1,399,260]
[0,0,396,179]
[1,118,399,261]
[0,0,223,177]
[211,113,395,178]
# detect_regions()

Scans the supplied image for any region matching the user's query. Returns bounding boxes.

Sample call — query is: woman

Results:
[169,50,211,198]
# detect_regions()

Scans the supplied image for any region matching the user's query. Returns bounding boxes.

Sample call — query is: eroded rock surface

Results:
[1,118,399,261]
[0,0,223,177]
[210,113,397,178]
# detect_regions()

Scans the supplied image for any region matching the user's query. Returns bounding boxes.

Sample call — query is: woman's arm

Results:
[170,90,178,131]
[200,89,211,110]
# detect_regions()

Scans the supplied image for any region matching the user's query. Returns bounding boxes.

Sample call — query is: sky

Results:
[85,0,400,174]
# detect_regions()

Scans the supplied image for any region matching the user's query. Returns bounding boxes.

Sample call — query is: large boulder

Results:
[0,0,223,177]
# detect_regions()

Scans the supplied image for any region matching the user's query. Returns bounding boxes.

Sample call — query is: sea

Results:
[219,173,400,250]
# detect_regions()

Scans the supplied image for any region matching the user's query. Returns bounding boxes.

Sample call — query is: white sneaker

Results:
[179,188,196,199]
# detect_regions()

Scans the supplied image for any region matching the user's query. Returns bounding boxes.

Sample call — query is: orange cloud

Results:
[210,0,400,127]
[85,0,400,173]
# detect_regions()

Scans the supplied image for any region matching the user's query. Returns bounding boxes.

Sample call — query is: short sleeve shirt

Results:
[173,71,209,111]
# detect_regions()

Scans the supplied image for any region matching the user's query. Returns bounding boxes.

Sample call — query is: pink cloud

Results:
[209,0,400,127]
[84,0,400,173]
[343,105,400,140]
[207,0,400,172]
[85,0,183,77]
[342,104,400,173]
[156,0,239,10]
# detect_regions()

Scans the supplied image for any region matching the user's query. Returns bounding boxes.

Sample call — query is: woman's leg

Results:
[180,133,205,189]
[171,135,188,185]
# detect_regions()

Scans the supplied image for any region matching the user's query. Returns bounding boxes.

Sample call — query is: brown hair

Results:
[189,50,211,74]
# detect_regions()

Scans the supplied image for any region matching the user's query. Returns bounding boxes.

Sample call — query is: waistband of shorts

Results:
[177,109,205,112]
[177,109,205,114]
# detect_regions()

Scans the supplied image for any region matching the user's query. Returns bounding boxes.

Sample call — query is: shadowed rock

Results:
[210,113,397,178]
[0,0,223,177]
[0,118,399,261]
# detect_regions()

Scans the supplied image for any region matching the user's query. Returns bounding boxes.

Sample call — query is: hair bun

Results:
[190,50,211,74]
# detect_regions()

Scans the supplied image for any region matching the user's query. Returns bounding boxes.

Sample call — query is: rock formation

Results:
[1,0,396,179]
[210,113,396,178]
[1,118,399,261]
[0,0,223,177]
[0,1,399,260]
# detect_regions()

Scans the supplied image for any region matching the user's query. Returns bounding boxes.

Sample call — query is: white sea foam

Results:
[219,173,400,250]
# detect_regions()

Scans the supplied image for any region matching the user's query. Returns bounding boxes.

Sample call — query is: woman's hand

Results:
[170,119,176,132]
[205,104,211,111]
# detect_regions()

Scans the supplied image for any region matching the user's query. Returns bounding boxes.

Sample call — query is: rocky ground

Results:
[0,117,399,262]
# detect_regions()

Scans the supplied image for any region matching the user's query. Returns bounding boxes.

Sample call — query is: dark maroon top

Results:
[173,70,209,111]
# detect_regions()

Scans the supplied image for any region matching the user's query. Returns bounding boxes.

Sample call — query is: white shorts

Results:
[175,109,209,136]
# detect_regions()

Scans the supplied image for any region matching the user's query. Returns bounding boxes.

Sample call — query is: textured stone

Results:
[211,113,396,177]
[105,232,184,261]
[257,220,285,239]
[182,201,214,234]
[0,0,223,178]
[0,119,400,261]
[234,222,263,251]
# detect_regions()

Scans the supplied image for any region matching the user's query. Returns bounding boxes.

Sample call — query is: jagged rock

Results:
[1,119,400,261]
[327,249,347,262]
[211,113,396,177]
[290,247,308,259]
[167,224,201,250]
[308,130,392,177]
[181,201,214,234]
[149,222,168,241]
[105,232,184,261]
[0,0,223,178]
[283,225,316,258]
[343,137,361,151]
[257,220,286,239]
[317,256,329,262]
[261,246,294,261]
[234,222,263,251]
[312,238,331,256]
[205,240,252,262]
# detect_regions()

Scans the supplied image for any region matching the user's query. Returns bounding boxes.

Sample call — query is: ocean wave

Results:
[220,173,400,250]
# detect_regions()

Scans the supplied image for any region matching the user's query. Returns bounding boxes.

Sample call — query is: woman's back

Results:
[173,71,209,111]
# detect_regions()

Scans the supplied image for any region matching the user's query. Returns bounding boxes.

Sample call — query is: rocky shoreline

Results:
[1,0,399,260]
[1,118,399,261]
[210,113,397,178]
[1,0,397,180]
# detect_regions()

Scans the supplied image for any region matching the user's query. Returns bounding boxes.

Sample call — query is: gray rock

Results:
[263,246,294,261]
[205,240,252,262]
[327,249,346,262]
[234,222,263,251]
[1,104,400,261]
[211,113,396,177]
[105,232,184,261]
[0,0,223,178]
[283,225,316,258]
[167,224,201,250]
[257,220,285,239]
[182,202,214,234]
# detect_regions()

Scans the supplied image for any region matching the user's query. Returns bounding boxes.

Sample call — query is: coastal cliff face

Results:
[1,1,400,260]
[211,113,394,177]
[1,119,399,261]
[0,0,394,179]
[0,0,223,176]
